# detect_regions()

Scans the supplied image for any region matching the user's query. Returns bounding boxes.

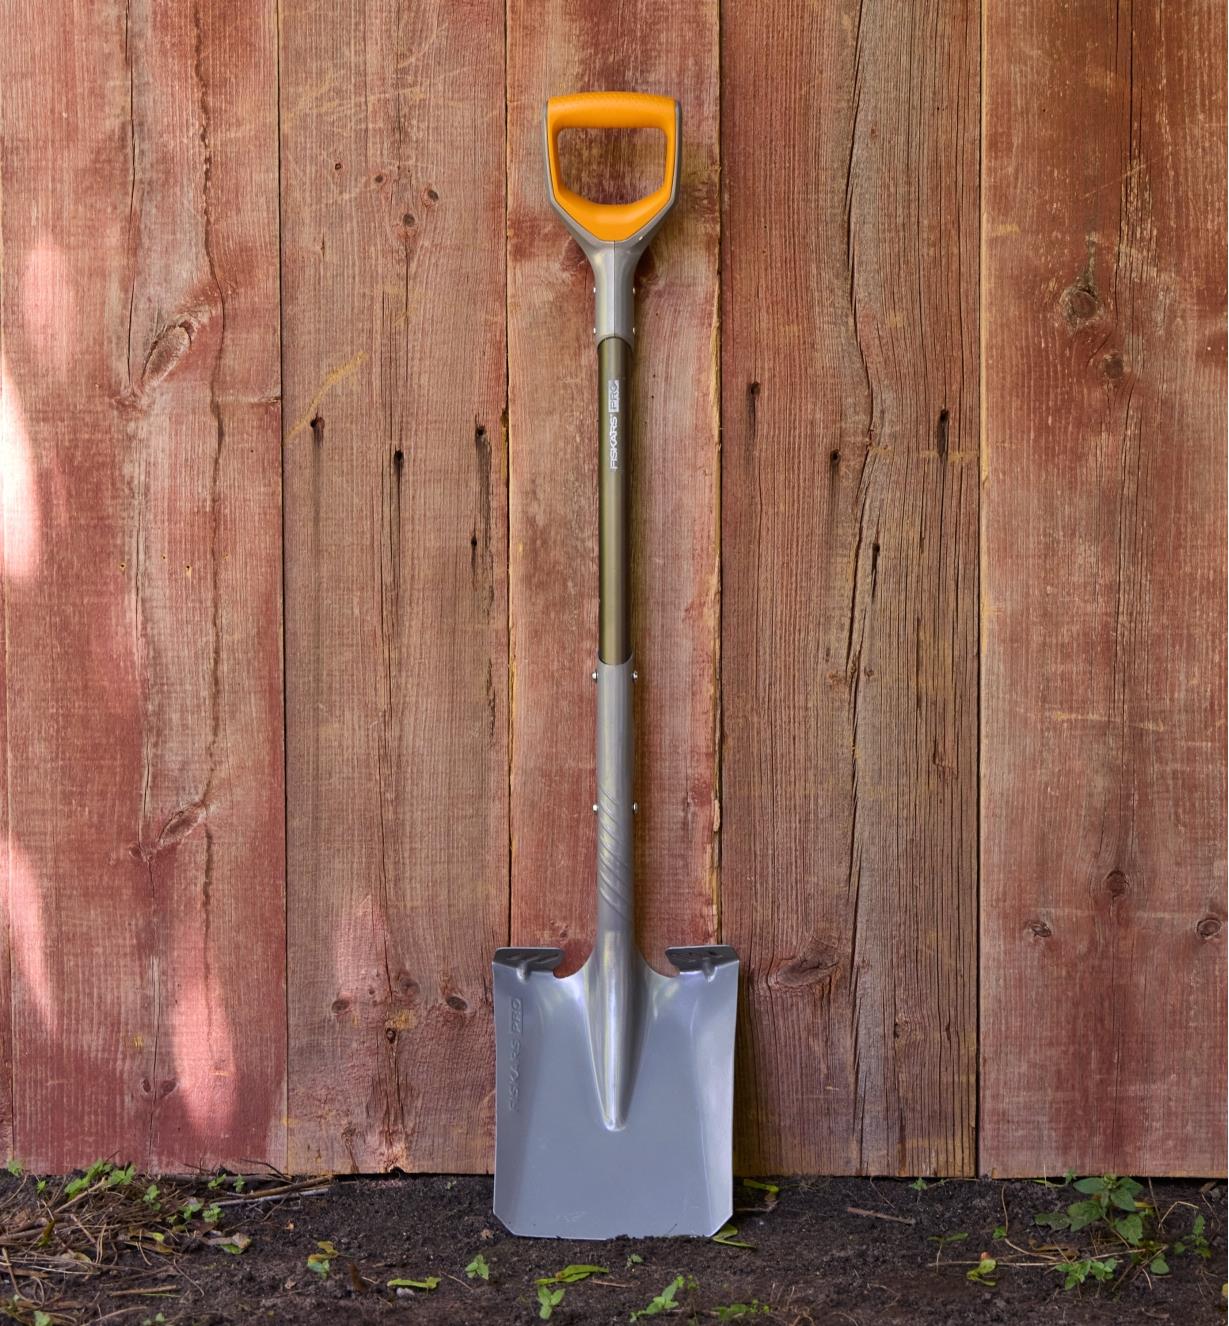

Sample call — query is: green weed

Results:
[631,1274,695,1319]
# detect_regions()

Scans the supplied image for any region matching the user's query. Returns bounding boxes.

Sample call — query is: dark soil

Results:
[14,1173,1229,1324]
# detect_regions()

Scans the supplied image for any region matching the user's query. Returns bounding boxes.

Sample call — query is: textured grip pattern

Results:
[595,658,635,942]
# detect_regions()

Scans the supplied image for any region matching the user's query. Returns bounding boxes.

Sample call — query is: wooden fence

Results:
[0,0,1223,1177]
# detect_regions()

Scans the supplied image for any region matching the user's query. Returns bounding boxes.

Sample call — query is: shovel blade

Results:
[492,944,738,1239]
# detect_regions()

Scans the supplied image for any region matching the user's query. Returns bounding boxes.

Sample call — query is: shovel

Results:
[493,92,739,1240]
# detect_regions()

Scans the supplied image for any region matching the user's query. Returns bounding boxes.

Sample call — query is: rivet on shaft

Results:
[632,670,639,681]
[592,803,599,814]
[632,802,640,814]
[592,670,598,681]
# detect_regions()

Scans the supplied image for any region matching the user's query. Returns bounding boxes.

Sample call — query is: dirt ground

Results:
[2,1171,1224,1324]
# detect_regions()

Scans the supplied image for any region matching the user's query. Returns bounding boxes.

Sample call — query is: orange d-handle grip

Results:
[545,92,680,244]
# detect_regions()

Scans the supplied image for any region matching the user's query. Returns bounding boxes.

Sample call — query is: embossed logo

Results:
[506,997,523,1112]
[607,379,621,470]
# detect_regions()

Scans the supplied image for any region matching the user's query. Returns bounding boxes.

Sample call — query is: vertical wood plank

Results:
[507,6,720,973]
[981,0,1227,1176]
[722,0,980,1175]
[281,0,508,1171]
[0,0,285,1170]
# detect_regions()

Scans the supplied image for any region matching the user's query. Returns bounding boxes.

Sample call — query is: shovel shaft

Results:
[598,336,632,664]
[596,327,636,962]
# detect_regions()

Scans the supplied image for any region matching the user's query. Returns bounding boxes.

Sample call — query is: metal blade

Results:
[492,944,738,1239]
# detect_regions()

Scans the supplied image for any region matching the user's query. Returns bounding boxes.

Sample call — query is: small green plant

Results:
[307,1240,338,1277]
[713,1302,768,1320]
[632,1275,695,1319]
[537,1284,565,1319]
[929,1231,968,1266]
[1053,1256,1118,1290]
[202,1202,222,1224]
[1173,1212,1212,1260]
[465,1252,490,1281]
[627,1252,644,1267]
[388,1275,439,1291]
[536,1264,608,1286]
[6,1158,22,1178]
[966,1254,997,1287]
[105,1163,135,1189]
[1034,1174,1145,1237]
[1033,1169,1076,1188]
[217,1232,251,1255]
[142,1183,160,1206]
[64,1160,117,1197]
[740,1179,779,1195]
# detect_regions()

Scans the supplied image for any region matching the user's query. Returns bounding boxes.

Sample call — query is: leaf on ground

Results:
[1149,1254,1170,1276]
[740,1179,780,1195]
[712,1224,754,1249]
[388,1276,439,1291]
[211,1231,251,1255]
[465,1252,491,1281]
[713,1301,768,1320]
[536,1264,608,1285]
[966,1255,997,1287]
[307,1241,339,1277]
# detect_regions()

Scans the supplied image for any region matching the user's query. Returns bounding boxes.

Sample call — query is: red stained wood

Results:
[0,0,285,1169]
[0,0,1222,1181]
[721,0,981,1175]
[507,4,721,974]
[281,0,508,1171]
[980,0,1228,1176]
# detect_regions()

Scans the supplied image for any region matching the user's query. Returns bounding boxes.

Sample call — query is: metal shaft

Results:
[598,336,631,665]
[593,329,637,1122]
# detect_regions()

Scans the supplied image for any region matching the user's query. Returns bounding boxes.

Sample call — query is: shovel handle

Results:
[545,92,680,244]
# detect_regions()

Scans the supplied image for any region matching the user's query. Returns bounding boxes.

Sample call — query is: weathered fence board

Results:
[506,4,721,971]
[281,0,508,1171]
[721,0,981,1176]
[980,0,1228,1177]
[0,0,286,1169]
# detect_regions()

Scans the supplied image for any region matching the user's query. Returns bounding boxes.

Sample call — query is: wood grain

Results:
[0,0,285,1170]
[721,0,980,1175]
[980,0,1227,1177]
[281,0,508,1172]
[507,4,721,974]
